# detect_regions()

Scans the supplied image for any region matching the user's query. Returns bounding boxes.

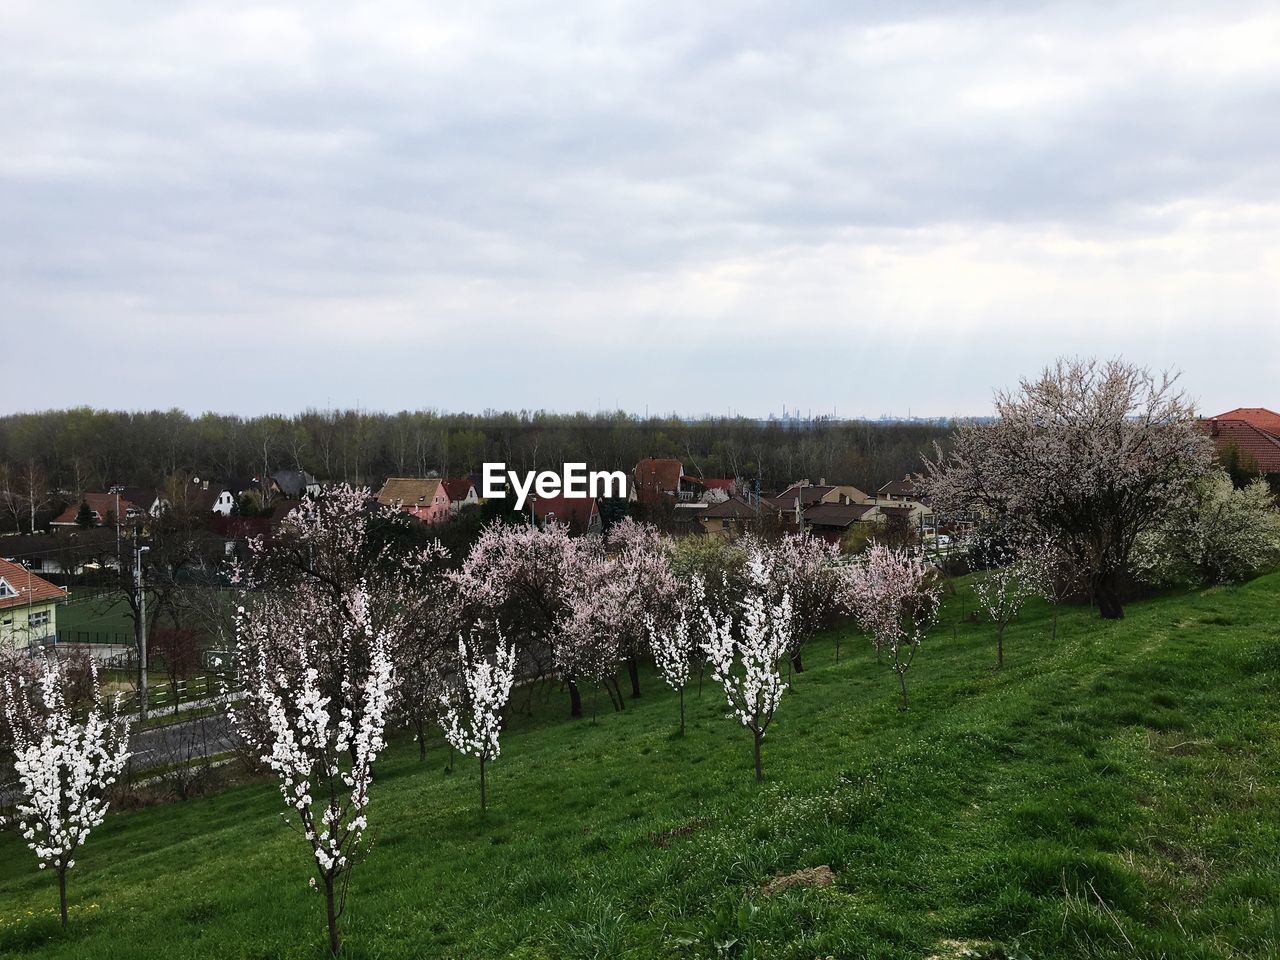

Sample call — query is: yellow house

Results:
[0,557,67,655]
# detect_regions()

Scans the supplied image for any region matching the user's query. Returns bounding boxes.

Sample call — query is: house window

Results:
[0,578,15,598]
[28,610,50,628]
[722,519,731,528]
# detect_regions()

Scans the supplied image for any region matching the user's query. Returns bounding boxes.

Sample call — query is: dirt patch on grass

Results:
[650,816,714,849]
[761,864,836,896]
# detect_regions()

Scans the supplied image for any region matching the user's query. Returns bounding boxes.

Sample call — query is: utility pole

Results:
[134,526,150,720]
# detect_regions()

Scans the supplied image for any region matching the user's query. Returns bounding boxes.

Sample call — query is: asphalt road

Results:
[1,710,239,806]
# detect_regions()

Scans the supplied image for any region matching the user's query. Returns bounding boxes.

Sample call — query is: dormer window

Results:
[0,578,16,599]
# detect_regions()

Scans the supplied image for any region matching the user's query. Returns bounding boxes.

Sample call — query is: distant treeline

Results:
[0,407,952,499]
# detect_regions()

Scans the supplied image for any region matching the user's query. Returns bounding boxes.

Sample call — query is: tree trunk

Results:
[897,671,909,711]
[790,649,804,674]
[1093,570,1125,620]
[609,677,625,712]
[753,731,763,783]
[324,875,340,956]
[1051,605,1059,642]
[996,624,1004,668]
[568,679,582,718]
[678,687,685,736]
[416,720,427,761]
[627,657,641,698]
[479,755,487,812]
[58,868,68,929]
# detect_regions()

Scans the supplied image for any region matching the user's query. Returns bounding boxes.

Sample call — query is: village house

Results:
[51,491,139,528]
[698,495,764,539]
[800,501,880,544]
[634,458,684,505]
[0,528,121,576]
[268,470,321,500]
[1202,408,1280,482]
[0,557,67,654]
[441,478,480,513]
[532,494,602,536]
[776,479,869,510]
[374,477,452,523]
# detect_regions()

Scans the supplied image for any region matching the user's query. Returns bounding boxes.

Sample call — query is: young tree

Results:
[703,553,793,782]
[922,358,1216,619]
[439,634,517,811]
[845,544,941,710]
[645,576,705,735]
[1027,535,1083,641]
[970,542,1042,668]
[149,626,202,714]
[2,658,131,929]
[230,588,396,958]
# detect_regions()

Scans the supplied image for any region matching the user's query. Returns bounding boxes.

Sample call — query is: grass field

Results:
[2,574,1280,959]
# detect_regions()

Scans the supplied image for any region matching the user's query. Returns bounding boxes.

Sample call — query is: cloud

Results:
[1,0,1278,416]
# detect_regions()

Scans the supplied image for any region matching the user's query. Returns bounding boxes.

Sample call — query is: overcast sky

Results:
[2,1,1278,419]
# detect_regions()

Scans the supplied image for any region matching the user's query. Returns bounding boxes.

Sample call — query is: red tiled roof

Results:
[634,459,683,502]
[441,478,475,501]
[697,477,736,491]
[1210,408,1280,435]
[51,492,138,526]
[532,495,599,532]
[1202,419,1280,473]
[0,557,66,611]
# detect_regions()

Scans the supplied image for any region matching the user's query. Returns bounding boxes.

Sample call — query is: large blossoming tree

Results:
[453,520,601,717]
[439,634,517,811]
[605,518,681,698]
[2,657,130,929]
[703,552,793,782]
[921,358,1215,619]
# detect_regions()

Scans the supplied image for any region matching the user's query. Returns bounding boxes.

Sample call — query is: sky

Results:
[2,1,1278,420]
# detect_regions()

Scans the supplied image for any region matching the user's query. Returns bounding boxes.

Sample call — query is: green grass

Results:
[55,592,136,639]
[3,574,1280,959]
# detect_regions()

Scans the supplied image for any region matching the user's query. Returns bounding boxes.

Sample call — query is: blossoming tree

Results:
[921,358,1215,619]
[845,543,941,710]
[703,553,793,782]
[750,532,843,673]
[971,539,1043,668]
[231,585,396,958]
[439,634,517,811]
[2,657,130,929]
[605,518,681,698]
[556,555,627,718]
[453,521,601,717]
[645,575,705,735]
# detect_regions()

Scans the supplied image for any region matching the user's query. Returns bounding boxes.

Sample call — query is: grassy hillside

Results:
[2,575,1280,959]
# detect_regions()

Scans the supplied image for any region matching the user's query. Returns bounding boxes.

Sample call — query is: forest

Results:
[0,408,953,528]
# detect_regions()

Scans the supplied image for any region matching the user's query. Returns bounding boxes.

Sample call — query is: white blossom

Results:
[3,657,130,927]
[702,552,793,782]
